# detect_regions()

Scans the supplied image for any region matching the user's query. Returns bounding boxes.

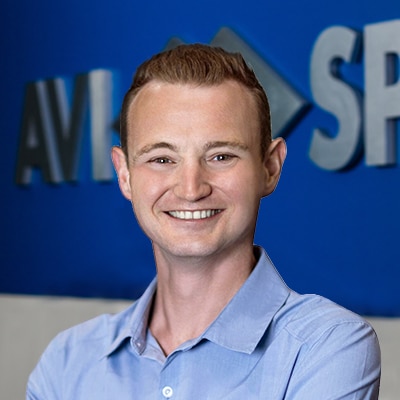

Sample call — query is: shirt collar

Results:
[201,247,290,354]
[102,246,290,358]
[102,278,157,358]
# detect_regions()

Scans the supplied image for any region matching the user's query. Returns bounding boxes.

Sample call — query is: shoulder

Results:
[50,299,139,364]
[47,301,137,356]
[282,293,378,344]
[276,293,380,375]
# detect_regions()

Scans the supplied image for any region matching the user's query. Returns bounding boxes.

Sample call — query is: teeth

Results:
[168,210,221,220]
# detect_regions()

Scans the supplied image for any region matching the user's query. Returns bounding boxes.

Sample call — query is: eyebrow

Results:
[132,142,178,162]
[203,141,249,152]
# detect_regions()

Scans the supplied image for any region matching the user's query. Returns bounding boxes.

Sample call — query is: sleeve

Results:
[285,320,381,399]
[26,338,63,400]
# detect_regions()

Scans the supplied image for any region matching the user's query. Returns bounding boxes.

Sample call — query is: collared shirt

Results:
[27,248,381,399]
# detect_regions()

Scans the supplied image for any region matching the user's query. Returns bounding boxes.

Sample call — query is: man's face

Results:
[112,80,285,262]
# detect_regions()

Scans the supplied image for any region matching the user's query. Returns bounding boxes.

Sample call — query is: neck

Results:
[149,245,256,355]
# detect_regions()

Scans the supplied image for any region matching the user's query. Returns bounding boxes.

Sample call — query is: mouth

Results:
[167,209,222,220]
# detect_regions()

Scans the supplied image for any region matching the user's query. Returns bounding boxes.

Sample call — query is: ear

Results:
[111,146,132,201]
[262,137,287,197]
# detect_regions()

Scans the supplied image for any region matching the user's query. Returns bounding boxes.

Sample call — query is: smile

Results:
[168,209,222,220]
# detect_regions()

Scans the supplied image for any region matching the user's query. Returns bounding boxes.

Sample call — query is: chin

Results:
[156,240,222,260]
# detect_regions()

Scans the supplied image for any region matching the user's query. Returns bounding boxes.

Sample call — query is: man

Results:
[27,44,380,399]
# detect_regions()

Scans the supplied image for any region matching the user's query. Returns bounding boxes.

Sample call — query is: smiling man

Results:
[27,44,380,399]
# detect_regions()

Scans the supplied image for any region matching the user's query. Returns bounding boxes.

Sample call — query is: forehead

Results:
[126,80,259,135]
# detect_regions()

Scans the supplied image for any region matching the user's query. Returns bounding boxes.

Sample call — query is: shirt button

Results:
[162,386,173,398]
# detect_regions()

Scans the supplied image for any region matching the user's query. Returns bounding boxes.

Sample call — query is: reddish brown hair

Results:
[120,44,271,158]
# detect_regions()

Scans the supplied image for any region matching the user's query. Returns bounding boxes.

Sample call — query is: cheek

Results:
[130,173,170,209]
[221,168,264,199]
[217,182,259,217]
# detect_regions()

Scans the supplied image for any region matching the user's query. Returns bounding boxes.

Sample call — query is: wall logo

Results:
[310,20,400,170]
[165,27,309,140]
[15,21,400,185]
[15,70,117,184]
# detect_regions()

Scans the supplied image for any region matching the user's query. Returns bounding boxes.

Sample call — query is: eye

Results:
[149,157,173,164]
[212,154,236,162]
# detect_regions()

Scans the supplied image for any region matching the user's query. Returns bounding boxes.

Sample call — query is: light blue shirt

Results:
[27,248,380,399]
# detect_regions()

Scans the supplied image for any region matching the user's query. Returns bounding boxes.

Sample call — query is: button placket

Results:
[160,351,180,398]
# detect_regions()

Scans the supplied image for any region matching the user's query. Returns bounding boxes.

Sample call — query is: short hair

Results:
[120,43,271,158]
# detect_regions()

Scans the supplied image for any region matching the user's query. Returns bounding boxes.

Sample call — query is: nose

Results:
[173,161,212,201]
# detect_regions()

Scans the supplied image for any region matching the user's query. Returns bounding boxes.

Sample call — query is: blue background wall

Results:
[2,0,400,316]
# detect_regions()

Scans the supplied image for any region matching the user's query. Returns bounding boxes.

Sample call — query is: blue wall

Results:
[1,0,400,316]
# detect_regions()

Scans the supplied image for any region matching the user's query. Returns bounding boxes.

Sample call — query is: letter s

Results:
[309,26,362,171]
